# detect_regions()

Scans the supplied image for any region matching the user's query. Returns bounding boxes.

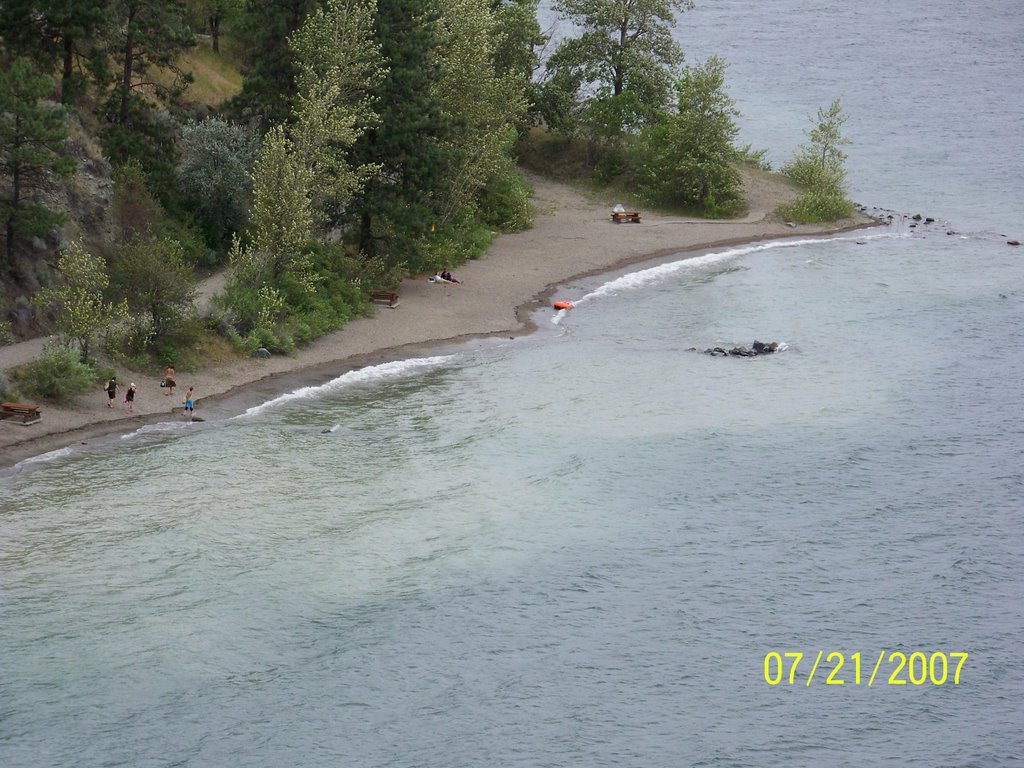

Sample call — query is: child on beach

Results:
[182,387,194,420]
[124,383,137,412]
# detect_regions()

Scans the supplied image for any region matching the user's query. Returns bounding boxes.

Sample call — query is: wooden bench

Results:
[369,290,399,307]
[611,210,642,224]
[1,401,41,424]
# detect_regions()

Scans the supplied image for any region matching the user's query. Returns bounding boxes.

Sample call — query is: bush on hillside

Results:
[176,118,259,249]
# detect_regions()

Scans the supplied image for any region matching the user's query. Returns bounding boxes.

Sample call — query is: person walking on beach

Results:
[104,376,117,408]
[163,365,176,397]
[125,382,137,412]
[182,386,195,421]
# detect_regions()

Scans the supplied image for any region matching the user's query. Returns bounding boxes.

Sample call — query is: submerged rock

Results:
[701,340,782,358]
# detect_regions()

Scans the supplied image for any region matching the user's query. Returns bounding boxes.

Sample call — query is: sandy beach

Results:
[0,171,877,467]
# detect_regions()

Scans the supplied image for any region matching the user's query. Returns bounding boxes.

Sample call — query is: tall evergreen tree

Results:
[186,0,244,53]
[96,0,195,127]
[352,0,455,265]
[0,0,111,103]
[0,58,76,268]
[231,0,317,126]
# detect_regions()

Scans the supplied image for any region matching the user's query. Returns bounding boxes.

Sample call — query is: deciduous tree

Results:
[432,0,529,226]
[636,56,741,214]
[176,118,260,246]
[781,98,854,222]
[109,236,197,348]
[288,0,384,225]
[232,125,316,290]
[34,241,129,362]
[545,0,693,134]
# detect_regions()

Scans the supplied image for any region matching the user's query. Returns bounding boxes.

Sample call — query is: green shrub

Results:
[736,143,771,171]
[776,188,855,223]
[17,344,97,403]
[478,166,533,232]
[176,118,259,249]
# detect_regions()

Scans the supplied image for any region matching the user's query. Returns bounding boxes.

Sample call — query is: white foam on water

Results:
[13,446,73,468]
[550,307,570,325]
[576,233,895,307]
[120,421,194,439]
[238,355,457,418]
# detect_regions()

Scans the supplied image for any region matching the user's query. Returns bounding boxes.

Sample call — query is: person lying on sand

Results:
[429,271,462,284]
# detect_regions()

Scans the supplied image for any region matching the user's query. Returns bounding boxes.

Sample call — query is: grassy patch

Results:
[173,39,244,108]
[516,128,593,181]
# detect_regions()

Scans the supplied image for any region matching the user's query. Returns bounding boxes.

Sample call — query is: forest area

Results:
[0,0,852,403]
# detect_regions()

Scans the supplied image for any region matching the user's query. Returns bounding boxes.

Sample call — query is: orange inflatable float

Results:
[552,301,574,310]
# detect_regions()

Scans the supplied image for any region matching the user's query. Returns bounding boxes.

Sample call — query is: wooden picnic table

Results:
[369,290,399,307]
[611,210,641,223]
[1,401,41,424]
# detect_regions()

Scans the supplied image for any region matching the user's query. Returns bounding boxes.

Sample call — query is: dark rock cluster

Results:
[697,340,781,357]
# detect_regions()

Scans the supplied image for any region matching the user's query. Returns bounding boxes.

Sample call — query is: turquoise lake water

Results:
[2,1,1022,765]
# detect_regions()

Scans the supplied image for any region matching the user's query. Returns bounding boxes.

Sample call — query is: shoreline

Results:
[0,173,880,470]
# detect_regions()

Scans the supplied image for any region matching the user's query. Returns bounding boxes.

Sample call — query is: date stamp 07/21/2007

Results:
[763,651,968,687]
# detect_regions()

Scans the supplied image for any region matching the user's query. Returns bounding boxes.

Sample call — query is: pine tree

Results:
[231,0,316,126]
[95,0,195,127]
[352,0,456,266]
[0,0,111,103]
[545,0,693,134]
[0,58,76,268]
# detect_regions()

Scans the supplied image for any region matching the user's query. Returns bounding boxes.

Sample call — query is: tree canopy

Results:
[636,56,741,214]
[288,0,385,225]
[34,241,129,362]
[545,0,694,134]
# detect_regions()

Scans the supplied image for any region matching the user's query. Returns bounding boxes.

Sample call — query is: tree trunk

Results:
[614,21,628,96]
[61,35,74,103]
[119,32,134,126]
[359,210,374,258]
[210,14,221,53]
[6,121,22,263]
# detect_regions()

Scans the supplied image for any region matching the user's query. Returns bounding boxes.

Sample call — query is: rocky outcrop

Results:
[696,340,782,357]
